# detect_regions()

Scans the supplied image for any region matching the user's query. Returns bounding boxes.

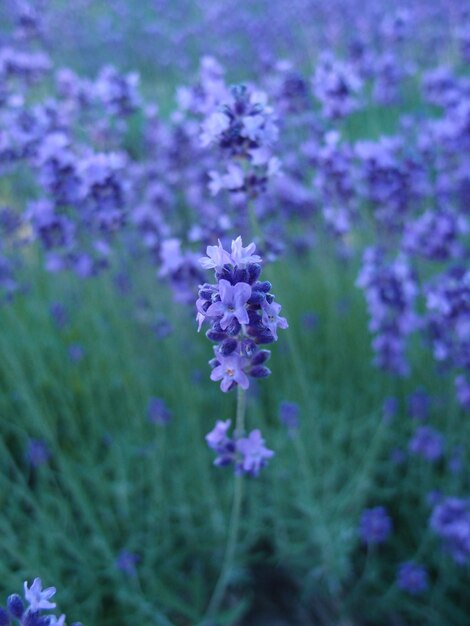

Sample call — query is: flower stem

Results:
[205,385,246,618]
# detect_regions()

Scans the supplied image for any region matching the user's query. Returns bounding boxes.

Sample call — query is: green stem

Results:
[205,385,246,618]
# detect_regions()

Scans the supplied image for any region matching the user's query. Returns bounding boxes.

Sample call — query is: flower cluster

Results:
[396,561,428,595]
[196,236,288,392]
[359,506,393,545]
[312,52,363,119]
[430,497,470,565]
[0,578,82,626]
[201,85,280,198]
[357,248,418,376]
[425,268,470,409]
[205,419,274,477]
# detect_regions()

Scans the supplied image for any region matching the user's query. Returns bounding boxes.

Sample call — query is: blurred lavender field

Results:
[1,1,470,625]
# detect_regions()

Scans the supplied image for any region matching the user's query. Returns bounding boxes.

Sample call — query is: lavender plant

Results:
[196,235,287,613]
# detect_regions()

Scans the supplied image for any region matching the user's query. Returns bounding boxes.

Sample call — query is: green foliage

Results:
[0,248,467,625]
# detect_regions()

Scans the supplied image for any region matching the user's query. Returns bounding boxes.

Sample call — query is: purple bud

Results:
[0,607,9,626]
[225,319,241,336]
[247,263,262,283]
[240,338,257,357]
[219,338,238,356]
[206,328,227,342]
[253,280,272,293]
[233,268,249,283]
[251,349,271,365]
[249,366,271,378]
[7,595,23,619]
[248,291,265,305]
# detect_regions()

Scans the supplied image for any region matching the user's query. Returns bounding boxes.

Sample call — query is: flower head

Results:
[236,430,275,477]
[24,578,56,611]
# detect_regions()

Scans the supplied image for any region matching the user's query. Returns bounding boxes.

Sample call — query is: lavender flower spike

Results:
[197,236,287,393]
[24,578,57,611]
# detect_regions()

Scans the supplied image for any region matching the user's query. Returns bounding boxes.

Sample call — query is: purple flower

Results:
[279,401,300,430]
[261,299,288,340]
[199,239,232,270]
[409,426,444,462]
[430,497,470,564]
[206,279,251,329]
[68,343,84,363]
[383,396,398,422]
[230,236,262,267]
[24,578,56,611]
[116,549,140,577]
[147,397,171,425]
[397,562,428,595]
[25,438,50,467]
[210,354,250,392]
[407,389,430,421]
[236,429,275,477]
[206,419,232,450]
[359,506,392,545]
[456,375,470,410]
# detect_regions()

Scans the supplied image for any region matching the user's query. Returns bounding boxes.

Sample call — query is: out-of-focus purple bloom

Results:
[236,429,275,477]
[147,397,171,426]
[116,549,140,576]
[383,396,398,423]
[359,506,392,545]
[357,247,418,376]
[448,446,464,475]
[50,302,68,329]
[397,562,429,595]
[301,311,318,330]
[430,497,470,564]
[456,376,470,410]
[312,52,362,119]
[205,419,236,467]
[407,389,430,421]
[409,426,444,462]
[390,447,407,465]
[279,401,300,431]
[25,438,50,467]
[206,419,232,450]
[68,344,84,363]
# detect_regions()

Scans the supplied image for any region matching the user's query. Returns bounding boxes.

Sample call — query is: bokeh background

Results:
[1,1,470,625]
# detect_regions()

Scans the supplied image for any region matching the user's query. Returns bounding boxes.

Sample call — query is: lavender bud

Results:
[219,338,238,356]
[0,607,9,626]
[251,349,271,365]
[253,280,272,293]
[249,366,271,378]
[233,267,249,283]
[248,291,265,305]
[247,263,262,283]
[225,318,241,336]
[206,328,227,342]
[6,595,23,619]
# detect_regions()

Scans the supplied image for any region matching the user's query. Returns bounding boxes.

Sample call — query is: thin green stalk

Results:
[205,385,246,619]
